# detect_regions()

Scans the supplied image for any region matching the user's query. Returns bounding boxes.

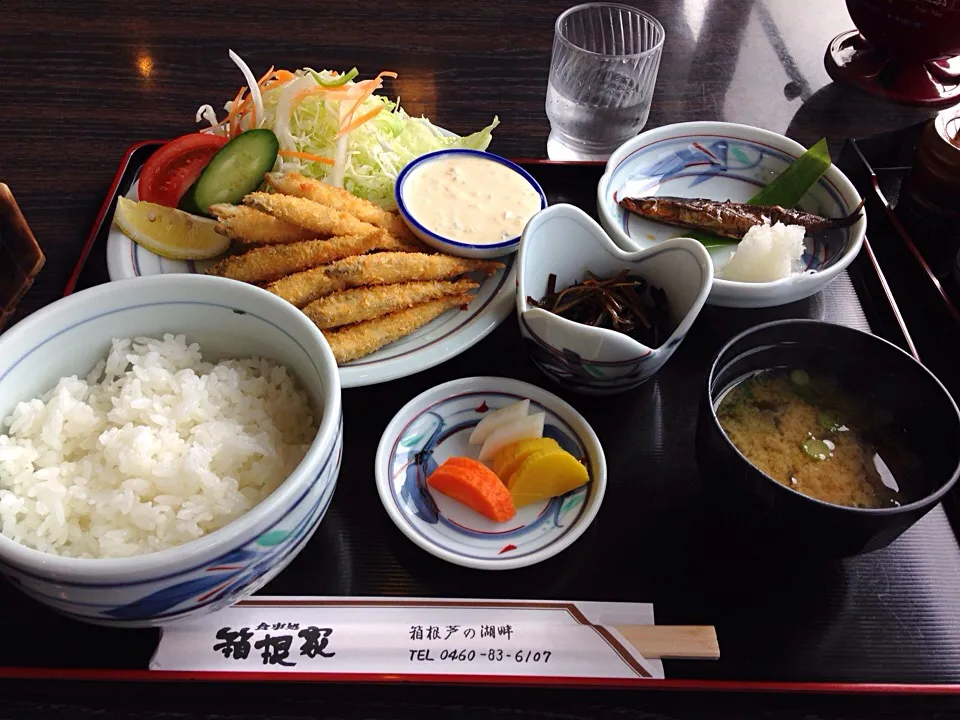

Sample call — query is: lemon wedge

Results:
[114,197,230,260]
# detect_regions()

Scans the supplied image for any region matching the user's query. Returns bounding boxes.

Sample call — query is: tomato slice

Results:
[138,133,229,208]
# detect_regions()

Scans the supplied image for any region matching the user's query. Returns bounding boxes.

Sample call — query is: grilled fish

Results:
[618,196,863,240]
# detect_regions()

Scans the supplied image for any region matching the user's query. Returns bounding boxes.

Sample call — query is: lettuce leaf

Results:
[254,72,498,209]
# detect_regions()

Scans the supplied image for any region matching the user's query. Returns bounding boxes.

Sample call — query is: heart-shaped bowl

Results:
[516,204,714,394]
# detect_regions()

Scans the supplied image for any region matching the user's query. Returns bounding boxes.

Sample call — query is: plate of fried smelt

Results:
[183,172,511,384]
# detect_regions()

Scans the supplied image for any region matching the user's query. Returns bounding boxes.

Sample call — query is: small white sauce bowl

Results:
[395,149,548,260]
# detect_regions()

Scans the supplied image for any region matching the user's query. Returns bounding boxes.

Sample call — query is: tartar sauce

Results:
[404,155,542,245]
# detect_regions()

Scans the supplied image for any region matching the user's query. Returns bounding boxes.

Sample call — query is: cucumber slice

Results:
[187,129,279,214]
[178,180,204,215]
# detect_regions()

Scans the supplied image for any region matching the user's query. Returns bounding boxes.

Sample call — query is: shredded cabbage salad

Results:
[196,51,499,209]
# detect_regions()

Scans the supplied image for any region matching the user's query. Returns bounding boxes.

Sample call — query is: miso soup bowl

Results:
[517,203,714,395]
[0,274,343,626]
[696,320,960,557]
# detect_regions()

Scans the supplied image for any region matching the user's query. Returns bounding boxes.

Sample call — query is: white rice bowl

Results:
[0,334,317,559]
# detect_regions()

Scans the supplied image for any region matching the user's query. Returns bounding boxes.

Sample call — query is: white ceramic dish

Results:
[394,148,547,260]
[106,182,516,389]
[0,274,342,626]
[517,204,713,394]
[375,376,606,570]
[596,121,867,308]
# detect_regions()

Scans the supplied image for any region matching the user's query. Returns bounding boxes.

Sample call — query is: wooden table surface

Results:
[0,0,956,717]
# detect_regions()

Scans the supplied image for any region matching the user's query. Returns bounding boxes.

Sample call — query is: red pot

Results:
[846,0,960,61]
[826,0,960,105]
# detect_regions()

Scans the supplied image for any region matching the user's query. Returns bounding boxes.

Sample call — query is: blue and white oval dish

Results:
[375,376,606,570]
[518,204,714,395]
[0,274,343,626]
[596,121,866,308]
[395,148,548,260]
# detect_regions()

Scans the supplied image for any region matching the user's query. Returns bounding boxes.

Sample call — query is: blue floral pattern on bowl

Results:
[605,135,849,273]
[596,122,867,309]
[519,313,685,394]
[0,275,343,627]
[6,414,343,626]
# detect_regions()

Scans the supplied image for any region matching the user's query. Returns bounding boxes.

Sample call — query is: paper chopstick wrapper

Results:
[151,597,718,682]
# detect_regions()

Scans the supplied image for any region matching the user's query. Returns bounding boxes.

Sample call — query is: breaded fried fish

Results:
[205,230,405,284]
[303,279,479,329]
[209,205,317,246]
[325,252,502,284]
[321,295,473,363]
[266,172,415,240]
[267,252,503,308]
[245,192,381,239]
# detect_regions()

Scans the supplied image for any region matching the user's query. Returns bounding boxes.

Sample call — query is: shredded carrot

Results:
[278,150,336,166]
[223,85,248,137]
[336,105,383,137]
[341,71,397,126]
[256,65,276,86]
[292,84,350,105]
[250,102,256,131]
[260,70,295,92]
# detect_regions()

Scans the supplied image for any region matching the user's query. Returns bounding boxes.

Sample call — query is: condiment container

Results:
[0,183,45,331]
[900,107,960,230]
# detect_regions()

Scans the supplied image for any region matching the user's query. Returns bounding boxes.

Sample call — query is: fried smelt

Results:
[267,252,503,308]
[205,230,406,284]
[321,295,473,363]
[303,279,479,329]
[209,204,317,246]
[245,192,381,238]
[266,172,415,240]
[267,270,348,308]
[325,252,502,284]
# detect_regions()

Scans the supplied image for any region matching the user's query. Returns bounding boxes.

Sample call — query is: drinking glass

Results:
[546,3,665,159]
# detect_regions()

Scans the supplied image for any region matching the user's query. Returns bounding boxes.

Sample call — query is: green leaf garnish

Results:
[308,67,359,87]
[682,138,833,248]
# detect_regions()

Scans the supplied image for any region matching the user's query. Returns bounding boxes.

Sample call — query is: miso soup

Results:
[716,368,915,509]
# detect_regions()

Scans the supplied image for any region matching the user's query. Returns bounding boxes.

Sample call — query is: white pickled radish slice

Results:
[468,399,531,445]
[478,412,546,462]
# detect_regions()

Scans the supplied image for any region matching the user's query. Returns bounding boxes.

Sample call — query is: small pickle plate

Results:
[375,376,606,570]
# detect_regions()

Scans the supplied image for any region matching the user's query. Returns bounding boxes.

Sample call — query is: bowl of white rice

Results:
[0,274,342,626]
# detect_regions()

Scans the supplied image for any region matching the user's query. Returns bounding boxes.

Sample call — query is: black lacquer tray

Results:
[1,141,958,693]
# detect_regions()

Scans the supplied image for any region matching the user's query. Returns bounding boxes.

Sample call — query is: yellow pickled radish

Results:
[509,450,590,508]
[491,437,561,485]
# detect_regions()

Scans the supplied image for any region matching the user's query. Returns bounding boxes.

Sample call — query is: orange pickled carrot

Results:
[426,457,516,523]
